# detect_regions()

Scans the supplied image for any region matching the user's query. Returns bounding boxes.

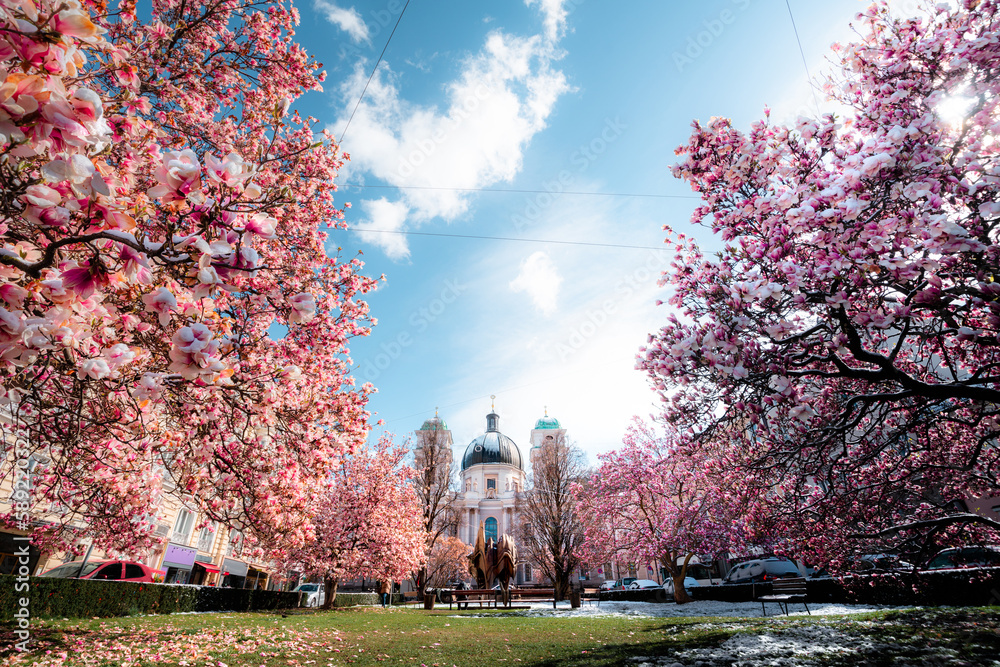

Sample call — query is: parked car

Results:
[924,545,1000,570]
[39,559,155,582]
[856,554,912,572]
[600,577,636,590]
[722,557,802,584]
[662,576,700,595]
[293,582,325,607]
[627,579,662,590]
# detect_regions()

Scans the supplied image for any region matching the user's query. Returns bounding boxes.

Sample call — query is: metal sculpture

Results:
[467,521,519,606]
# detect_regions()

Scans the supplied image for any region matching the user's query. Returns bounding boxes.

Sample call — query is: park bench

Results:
[401,591,420,605]
[508,587,558,609]
[443,588,502,610]
[757,577,810,616]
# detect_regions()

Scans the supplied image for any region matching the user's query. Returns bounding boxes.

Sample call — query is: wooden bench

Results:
[443,588,502,610]
[757,577,810,616]
[401,591,420,605]
[508,587,557,609]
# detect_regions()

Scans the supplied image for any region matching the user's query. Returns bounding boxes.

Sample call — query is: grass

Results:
[2,605,1000,666]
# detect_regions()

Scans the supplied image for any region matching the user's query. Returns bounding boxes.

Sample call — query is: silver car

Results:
[293,582,325,607]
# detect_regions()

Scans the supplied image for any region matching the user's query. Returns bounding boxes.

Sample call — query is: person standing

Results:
[379,579,391,608]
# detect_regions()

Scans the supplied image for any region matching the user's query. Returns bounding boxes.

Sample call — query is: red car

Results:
[39,559,156,582]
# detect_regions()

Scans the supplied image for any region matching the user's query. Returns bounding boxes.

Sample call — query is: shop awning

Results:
[194,562,220,573]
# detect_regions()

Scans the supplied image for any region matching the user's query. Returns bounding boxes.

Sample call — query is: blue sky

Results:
[285,0,914,464]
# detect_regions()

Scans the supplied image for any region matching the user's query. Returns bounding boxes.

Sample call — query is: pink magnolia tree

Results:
[0,0,379,556]
[640,1,1000,567]
[280,435,427,608]
[575,419,751,602]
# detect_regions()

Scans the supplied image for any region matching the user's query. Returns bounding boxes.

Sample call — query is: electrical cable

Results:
[339,183,699,200]
[784,0,821,113]
[338,0,412,143]
[333,227,668,251]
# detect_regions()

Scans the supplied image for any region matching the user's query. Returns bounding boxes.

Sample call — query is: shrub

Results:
[0,575,299,620]
[327,592,378,608]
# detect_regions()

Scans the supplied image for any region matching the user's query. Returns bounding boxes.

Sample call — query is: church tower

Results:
[529,407,567,468]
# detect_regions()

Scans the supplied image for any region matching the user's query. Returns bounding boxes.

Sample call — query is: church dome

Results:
[418,416,448,431]
[461,411,523,471]
[534,415,561,429]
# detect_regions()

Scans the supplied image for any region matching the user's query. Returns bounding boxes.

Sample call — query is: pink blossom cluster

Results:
[638,0,1000,565]
[278,436,428,603]
[0,0,380,558]
[575,419,752,602]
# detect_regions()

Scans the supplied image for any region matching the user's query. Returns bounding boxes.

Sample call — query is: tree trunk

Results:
[554,572,570,601]
[321,577,339,610]
[672,573,694,604]
[416,566,427,598]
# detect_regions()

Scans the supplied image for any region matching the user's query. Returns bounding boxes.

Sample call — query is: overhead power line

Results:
[784,0,821,113]
[339,183,699,200]
[338,0,412,143]
[335,227,668,251]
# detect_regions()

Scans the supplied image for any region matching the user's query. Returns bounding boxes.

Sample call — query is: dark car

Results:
[39,559,156,582]
[924,545,1000,570]
[722,557,801,584]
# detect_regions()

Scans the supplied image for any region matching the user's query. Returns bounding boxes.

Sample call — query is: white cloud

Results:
[525,0,569,42]
[334,11,572,259]
[353,198,410,259]
[509,251,562,314]
[314,1,370,43]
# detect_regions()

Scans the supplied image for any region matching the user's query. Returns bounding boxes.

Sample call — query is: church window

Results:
[465,480,470,492]
[486,478,496,490]
[484,517,498,543]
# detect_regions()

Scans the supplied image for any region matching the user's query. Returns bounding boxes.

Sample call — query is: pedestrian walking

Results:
[379,579,391,608]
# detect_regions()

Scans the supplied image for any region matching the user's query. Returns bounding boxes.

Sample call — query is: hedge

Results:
[598,588,671,603]
[594,568,1000,607]
[0,575,299,620]
[326,592,378,608]
[686,567,1000,607]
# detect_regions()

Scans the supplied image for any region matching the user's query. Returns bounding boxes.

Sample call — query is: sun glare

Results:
[935,94,975,127]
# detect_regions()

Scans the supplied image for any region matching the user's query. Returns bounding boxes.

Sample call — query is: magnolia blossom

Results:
[205,152,253,186]
[149,149,203,203]
[141,286,176,326]
[77,357,111,379]
[288,292,316,324]
[168,324,225,382]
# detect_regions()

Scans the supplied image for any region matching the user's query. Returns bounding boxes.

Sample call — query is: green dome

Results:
[419,416,448,431]
[534,415,561,429]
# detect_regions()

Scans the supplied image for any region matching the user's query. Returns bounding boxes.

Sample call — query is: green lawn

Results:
[2,606,999,666]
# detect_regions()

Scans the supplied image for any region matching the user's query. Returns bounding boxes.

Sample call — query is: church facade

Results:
[417,405,585,586]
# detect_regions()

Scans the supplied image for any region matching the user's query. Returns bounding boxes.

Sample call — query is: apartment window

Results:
[523,563,532,582]
[197,523,216,552]
[172,509,195,545]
